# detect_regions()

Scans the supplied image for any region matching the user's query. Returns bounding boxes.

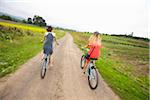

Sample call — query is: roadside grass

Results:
[0,21,65,77]
[70,32,149,100]
[102,35,148,48]
[53,30,66,39]
[0,35,42,77]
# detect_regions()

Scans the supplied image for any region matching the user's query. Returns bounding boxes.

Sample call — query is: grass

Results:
[0,35,42,77]
[70,32,149,100]
[0,20,149,99]
[0,20,65,77]
[102,35,148,48]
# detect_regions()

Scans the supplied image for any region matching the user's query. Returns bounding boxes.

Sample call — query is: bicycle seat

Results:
[90,58,98,60]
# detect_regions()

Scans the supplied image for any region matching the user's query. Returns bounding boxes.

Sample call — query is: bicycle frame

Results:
[43,54,50,69]
[41,54,50,79]
[87,60,95,76]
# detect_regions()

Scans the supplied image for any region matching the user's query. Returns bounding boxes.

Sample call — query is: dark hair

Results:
[46,26,53,32]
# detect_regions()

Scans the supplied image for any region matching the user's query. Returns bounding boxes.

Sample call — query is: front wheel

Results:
[88,66,98,89]
[80,55,86,69]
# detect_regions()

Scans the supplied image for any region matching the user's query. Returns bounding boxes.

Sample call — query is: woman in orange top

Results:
[83,31,102,73]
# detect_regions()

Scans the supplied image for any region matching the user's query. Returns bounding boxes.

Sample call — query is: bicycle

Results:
[40,54,50,79]
[80,48,99,89]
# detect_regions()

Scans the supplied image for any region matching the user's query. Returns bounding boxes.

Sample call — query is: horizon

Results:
[0,0,149,38]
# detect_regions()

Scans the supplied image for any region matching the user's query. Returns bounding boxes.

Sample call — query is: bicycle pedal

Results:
[91,66,95,69]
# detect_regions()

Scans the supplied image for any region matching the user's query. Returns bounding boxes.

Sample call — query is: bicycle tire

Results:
[80,55,86,69]
[88,66,98,89]
[41,60,47,79]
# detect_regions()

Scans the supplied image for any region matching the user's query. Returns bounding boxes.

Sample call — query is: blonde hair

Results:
[89,34,101,45]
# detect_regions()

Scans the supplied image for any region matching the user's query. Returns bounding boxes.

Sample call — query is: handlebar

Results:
[81,47,89,54]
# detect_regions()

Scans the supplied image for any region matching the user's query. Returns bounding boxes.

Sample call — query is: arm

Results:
[53,32,59,45]
[83,45,88,48]
[82,44,91,49]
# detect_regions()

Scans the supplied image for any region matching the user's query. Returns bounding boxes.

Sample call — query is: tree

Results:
[128,32,134,37]
[27,17,32,24]
[32,15,46,26]
[0,15,12,20]
[22,19,27,23]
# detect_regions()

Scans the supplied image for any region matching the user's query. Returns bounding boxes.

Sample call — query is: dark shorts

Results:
[43,47,53,55]
[85,54,98,61]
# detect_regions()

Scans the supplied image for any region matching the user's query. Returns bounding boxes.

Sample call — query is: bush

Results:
[0,15,12,20]
[0,25,34,41]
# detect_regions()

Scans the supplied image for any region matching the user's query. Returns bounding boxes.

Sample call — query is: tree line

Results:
[25,15,47,26]
[0,14,47,27]
[0,14,21,22]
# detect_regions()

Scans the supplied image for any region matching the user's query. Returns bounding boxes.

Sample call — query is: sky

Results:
[0,0,149,38]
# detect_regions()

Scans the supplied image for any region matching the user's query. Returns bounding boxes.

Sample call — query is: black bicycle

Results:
[40,54,50,79]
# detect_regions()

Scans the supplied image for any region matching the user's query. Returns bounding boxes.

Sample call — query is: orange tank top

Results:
[88,43,101,58]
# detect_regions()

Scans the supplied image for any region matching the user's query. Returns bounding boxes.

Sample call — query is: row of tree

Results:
[110,33,149,41]
[25,15,47,26]
[0,15,21,22]
[0,14,47,27]
[0,15,12,20]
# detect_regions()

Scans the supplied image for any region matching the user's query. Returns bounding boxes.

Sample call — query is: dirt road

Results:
[0,34,120,100]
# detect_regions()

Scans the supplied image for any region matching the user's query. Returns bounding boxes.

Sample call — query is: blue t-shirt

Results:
[43,32,55,55]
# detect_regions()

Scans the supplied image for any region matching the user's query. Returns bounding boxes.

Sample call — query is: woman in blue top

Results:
[42,26,59,66]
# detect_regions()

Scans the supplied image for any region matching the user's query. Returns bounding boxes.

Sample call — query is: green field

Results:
[0,21,66,77]
[0,20,149,100]
[70,32,149,100]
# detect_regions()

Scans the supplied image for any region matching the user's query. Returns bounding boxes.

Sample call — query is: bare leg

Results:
[49,54,54,66]
[48,55,51,65]
[41,53,44,60]
[83,60,90,73]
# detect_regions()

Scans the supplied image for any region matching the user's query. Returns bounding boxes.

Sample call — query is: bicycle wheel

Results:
[80,55,86,69]
[88,66,98,89]
[41,59,47,79]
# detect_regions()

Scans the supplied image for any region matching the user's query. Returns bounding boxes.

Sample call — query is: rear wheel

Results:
[88,66,98,89]
[41,60,47,79]
[80,55,86,69]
